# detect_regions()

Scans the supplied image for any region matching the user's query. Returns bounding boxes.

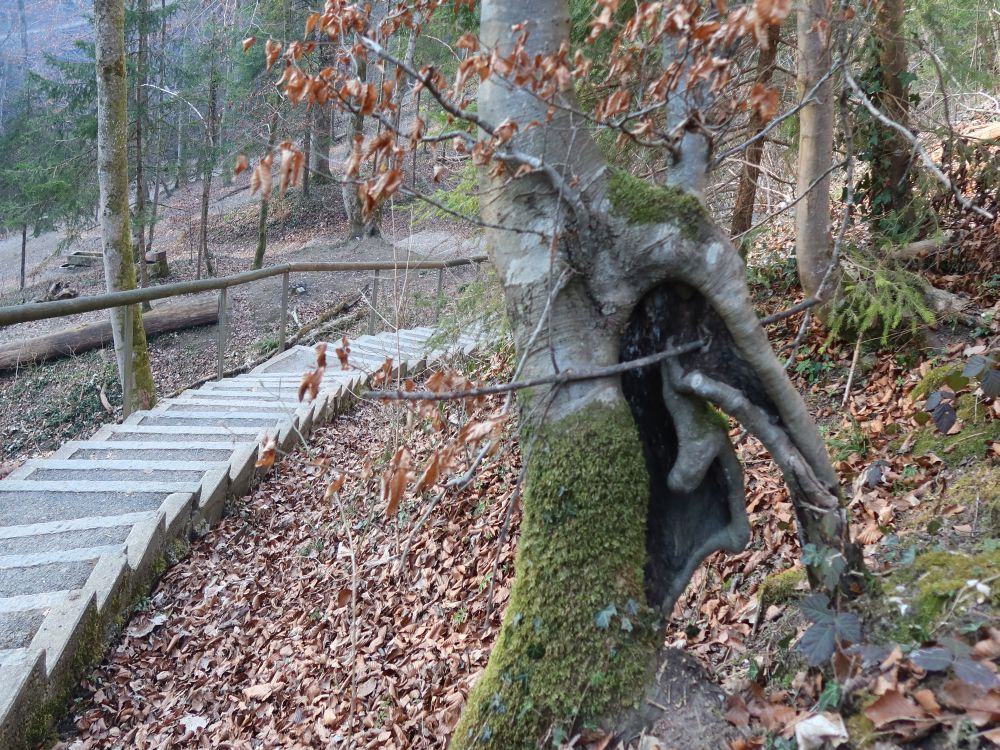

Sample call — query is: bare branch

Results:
[844,68,996,221]
[361,340,708,402]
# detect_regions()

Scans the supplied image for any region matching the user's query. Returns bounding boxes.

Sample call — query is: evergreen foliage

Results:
[826,250,936,346]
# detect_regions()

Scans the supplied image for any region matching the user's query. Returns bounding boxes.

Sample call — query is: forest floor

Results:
[48,206,1000,749]
[0,157,483,473]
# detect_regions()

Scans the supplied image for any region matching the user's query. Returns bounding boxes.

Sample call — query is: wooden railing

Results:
[0,257,487,412]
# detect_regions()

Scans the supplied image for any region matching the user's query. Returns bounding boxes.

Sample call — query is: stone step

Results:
[90,424,264,443]
[53,441,239,463]
[126,412,292,430]
[0,483,194,527]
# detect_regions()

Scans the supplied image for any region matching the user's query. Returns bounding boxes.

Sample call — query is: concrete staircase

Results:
[0,326,480,748]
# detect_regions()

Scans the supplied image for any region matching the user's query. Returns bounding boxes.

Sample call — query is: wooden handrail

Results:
[0,256,488,327]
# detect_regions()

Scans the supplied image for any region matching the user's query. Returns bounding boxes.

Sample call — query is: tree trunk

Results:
[133,0,151,307]
[302,108,311,198]
[451,2,860,746]
[252,112,280,270]
[342,49,380,239]
[19,224,26,291]
[16,0,27,61]
[730,23,781,242]
[870,0,914,222]
[146,0,166,258]
[174,47,187,189]
[197,63,218,279]
[94,0,157,413]
[794,0,836,302]
[312,35,334,182]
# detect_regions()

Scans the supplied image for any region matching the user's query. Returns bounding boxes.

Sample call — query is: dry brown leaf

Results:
[863,689,927,728]
[255,435,277,469]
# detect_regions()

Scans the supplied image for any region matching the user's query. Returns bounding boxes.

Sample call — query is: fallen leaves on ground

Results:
[58,393,521,749]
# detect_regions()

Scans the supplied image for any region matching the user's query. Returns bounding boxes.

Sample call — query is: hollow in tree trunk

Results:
[450,1,861,746]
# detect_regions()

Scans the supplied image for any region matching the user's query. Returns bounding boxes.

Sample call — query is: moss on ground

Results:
[451,401,656,749]
[758,567,808,607]
[910,362,964,401]
[607,169,706,238]
[906,393,1000,466]
[887,548,1000,637]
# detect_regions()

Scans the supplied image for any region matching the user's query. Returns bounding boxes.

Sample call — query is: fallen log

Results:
[0,298,218,370]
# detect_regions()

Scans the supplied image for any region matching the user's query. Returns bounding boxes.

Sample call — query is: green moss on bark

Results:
[451,401,656,749]
[607,169,706,238]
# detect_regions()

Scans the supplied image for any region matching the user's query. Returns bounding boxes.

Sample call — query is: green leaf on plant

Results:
[945,373,970,391]
[953,657,1000,689]
[963,355,989,378]
[931,402,957,433]
[910,646,952,671]
[594,603,617,630]
[981,369,1000,399]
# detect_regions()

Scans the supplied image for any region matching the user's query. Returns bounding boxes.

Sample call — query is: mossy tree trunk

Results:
[95,0,157,413]
[452,1,861,746]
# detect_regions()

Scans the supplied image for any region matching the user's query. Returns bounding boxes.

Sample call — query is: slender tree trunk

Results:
[451,2,859,747]
[730,23,781,242]
[174,47,187,189]
[342,48,379,239]
[133,0,151,307]
[794,0,836,302]
[302,109,311,198]
[252,112,280,270]
[871,0,914,221]
[94,0,157,413]
[197,63,218,279]
[19,223,26,291]
[16,0,27,61]
[145,0,166,257]
[314,36,334,182]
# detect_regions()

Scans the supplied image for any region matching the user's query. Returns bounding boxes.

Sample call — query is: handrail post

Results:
[435,267,444,323]
[122,304,133,417]
[368,269,379,335]
[217,287,227,381]
[279,271,289,352]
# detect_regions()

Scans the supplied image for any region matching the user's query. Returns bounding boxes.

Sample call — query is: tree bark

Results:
[794,0,836,302]
[312,34,334,182]
[302,108,312,198]
[730,23,781,241]
[16,0,27,61]
[871,0,914,220]
[451,2,860,746]
[133,0,151,306]
[94,0,157,413]
[342,48,380,239]
[197,61,218,279]
[19,224,26,291]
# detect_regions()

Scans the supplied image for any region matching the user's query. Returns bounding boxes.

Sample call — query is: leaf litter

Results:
[58,371,521,749]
